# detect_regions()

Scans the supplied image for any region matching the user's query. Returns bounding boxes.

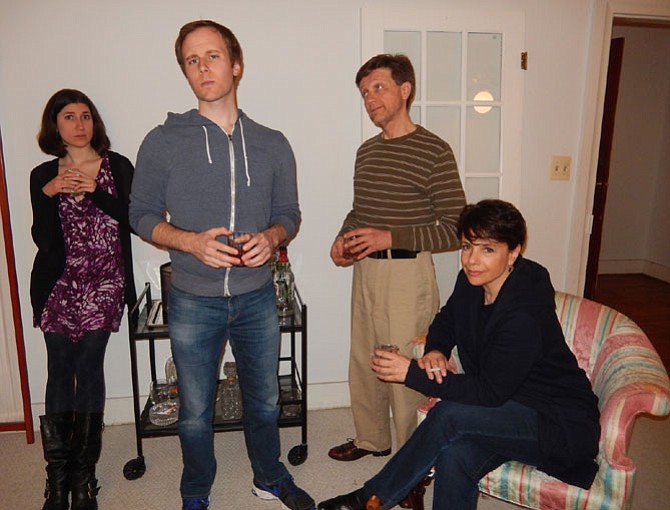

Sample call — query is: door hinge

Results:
[521,51,528,70]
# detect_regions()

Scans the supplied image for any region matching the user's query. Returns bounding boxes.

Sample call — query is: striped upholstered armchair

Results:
[411,291,670,510]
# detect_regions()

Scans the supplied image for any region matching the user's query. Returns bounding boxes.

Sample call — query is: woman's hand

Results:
[42,170,75,197]
[417,350,449,383]
[371,349,411,383]
[66,167,97,195]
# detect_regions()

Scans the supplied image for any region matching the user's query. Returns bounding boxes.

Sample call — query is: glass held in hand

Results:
[66,168,85,198]
[374,343,399,358]
[342,234,358,259]
[227,232,253,266]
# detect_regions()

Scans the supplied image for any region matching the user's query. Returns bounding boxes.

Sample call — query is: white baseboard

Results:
[598,259,645,274]
[643,262,670,283]
[31,381,352,429]
[598,259,670,283]
[304,381,351,410]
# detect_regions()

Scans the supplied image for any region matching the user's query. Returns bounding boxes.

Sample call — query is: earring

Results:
[508,265,514,273]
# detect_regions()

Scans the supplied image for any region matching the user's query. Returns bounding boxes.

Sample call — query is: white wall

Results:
[1,0,660,424]
[599,25,670,281]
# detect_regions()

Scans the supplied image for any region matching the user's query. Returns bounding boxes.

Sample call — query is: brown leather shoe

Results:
[365,495,384,510]
[328,439,391,461]
[317,489,385,510]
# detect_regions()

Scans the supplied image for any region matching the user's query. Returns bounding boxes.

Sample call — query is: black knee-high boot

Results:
[70,413,103,510]
[40,413,74,510]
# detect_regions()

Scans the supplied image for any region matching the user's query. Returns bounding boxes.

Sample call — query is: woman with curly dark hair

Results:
[30,88,136,510]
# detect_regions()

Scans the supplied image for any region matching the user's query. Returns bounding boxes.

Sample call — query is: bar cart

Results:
[122,282,308,480]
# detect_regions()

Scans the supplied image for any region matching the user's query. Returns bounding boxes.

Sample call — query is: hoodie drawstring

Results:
[202,126,213,164]
[202,121,249,186]
[239,118,251,187]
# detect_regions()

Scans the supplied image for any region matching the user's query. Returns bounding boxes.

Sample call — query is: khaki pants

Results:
[349,252,439,452]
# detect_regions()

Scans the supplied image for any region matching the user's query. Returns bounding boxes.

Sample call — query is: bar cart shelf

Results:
[123,283,308,480]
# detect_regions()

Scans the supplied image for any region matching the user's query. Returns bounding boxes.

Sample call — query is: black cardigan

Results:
[29,151,137,326]
[405,256,600,488]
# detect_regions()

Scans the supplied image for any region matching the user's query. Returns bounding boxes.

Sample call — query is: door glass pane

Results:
[384,31,422,101]
[465,177,500,202]
[409,105,421,125]
[466,106,500,173]
[466,33,502,102]
[426,106,460,158]
[426,31,461,101]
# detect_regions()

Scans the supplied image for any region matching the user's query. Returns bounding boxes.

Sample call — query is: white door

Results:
[361,8,525,297]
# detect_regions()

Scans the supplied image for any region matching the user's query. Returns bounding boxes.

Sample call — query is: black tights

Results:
[44,330,110,414]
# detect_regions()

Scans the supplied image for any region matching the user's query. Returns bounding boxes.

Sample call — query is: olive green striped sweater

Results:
[340,125,466,252]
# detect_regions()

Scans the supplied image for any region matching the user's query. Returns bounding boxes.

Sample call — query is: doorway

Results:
[585,17,670,299]
[586,17,670,364]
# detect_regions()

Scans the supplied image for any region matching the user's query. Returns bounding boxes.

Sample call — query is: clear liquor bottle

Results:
[273,247,295,317]
[220,376,243,421]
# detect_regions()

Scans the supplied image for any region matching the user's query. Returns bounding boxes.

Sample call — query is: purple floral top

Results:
[40,155,125,342]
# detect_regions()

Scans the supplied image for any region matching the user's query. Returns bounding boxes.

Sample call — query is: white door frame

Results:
[567,0,670,294]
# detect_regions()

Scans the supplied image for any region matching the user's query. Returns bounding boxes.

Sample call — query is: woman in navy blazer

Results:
[318,200,600,510]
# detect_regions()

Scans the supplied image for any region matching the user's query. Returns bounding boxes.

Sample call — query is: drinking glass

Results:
[374,343,399,357]
[342,234,358,259]
[227,232,253,266]
[281,387,302,418]
[150,379,171,405]
[149,379,179,426]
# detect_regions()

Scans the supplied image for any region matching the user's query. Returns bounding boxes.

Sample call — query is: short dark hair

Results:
[355,54,416,108]
[457,199,527,251]
[37,89,110,158]
[175,20,243,80]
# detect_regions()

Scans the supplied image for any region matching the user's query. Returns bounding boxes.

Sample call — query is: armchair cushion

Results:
[416,291,670,510]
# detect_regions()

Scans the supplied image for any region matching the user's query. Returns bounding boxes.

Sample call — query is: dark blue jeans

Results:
[169,283,289,499]
[364,399,542,510]
[44,330,111,414]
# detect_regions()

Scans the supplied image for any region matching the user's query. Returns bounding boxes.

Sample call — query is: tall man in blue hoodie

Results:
[129,20,314,510]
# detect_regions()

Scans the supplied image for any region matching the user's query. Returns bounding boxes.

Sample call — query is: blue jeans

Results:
[169,283,289,498]
[364,399,542,510]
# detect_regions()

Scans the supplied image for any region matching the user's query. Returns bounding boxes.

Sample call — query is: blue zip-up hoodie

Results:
[130,109,300,297]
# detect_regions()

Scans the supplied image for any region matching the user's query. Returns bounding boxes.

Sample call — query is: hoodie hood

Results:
[164,109,251,185]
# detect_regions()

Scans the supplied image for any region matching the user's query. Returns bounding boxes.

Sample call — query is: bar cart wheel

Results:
[123,456,146,480]
[288,444,308,465]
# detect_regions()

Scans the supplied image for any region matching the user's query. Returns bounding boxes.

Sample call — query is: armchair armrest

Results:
[589,325,670,470]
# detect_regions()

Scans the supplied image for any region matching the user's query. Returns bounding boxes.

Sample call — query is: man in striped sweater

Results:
[328,53,466,462]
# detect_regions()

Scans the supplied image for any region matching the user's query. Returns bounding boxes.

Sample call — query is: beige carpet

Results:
[1,408,668,509]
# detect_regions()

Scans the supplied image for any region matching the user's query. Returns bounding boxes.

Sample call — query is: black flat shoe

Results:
[317,488,368,510]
